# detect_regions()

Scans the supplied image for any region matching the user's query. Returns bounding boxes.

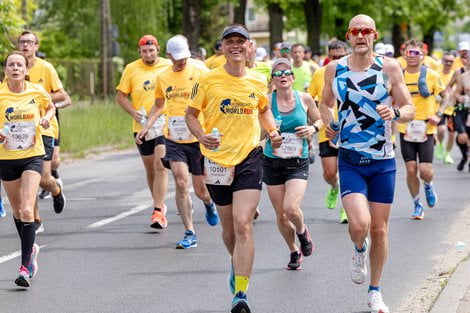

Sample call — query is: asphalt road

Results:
[0,147,469,313]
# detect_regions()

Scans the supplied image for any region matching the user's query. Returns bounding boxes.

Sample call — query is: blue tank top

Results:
[332,55,394,160]
[265,90,308,159]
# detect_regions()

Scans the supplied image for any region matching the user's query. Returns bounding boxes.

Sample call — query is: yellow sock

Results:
[235,275,250,294]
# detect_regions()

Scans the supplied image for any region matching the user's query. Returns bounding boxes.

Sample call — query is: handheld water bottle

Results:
[210,128,220,152]
[330,121,340,145]
[139,106,147,126]
[0,125,9,144]
[275,115,283,130]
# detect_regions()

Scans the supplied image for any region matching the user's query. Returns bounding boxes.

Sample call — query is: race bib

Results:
[168,116,194,142]
[273,133,303,159]
[145,115,165,141]
[4,122,36,151]
[404,120,427,143]
[204,158,235,186]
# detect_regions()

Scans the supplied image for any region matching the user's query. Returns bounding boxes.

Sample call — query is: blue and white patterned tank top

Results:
[332,55,394,160]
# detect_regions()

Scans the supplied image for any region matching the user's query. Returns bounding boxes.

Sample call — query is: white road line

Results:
[0,245,47,265]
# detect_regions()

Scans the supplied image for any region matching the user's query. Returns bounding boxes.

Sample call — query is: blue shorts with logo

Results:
[338,149,396,204]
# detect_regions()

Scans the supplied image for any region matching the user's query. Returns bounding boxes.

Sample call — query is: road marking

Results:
[0,245,47,265]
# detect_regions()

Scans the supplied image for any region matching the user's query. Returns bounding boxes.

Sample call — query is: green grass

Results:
[59,100,135,156]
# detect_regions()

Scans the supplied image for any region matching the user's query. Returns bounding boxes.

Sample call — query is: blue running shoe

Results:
[176,230,198,249]
[204,201,219,226]
[0,197,6,218]
[424,183,437,207]
[411,202,424,220]
[231,291,251,313]
[228,260,235,294]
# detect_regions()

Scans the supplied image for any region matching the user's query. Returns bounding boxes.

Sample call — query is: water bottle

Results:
[275,115,283,130]
[210,128,220,152]
[330,121,340,145]
[139,106,147,126]
[0,125,9,144]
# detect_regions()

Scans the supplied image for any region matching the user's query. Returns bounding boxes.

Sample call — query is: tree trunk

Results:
[233,0,247,25]
[303,0,322,55]
[183,0,201,51]
[268,2,283,52]
[423,30,434,55]
[391,22,404,58]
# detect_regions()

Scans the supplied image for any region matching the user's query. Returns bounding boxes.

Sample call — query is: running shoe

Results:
[434,143,444,160]
[150,206,168,229]
[253,208,260,220]
[325,187,339,209]
[228,260,235,294]
[351,237,369,284]
[444,152,454,164]
[176,230,197,249]
[28,244,40,278]
[35,220,44,234]
[204,201,219,226]
[296,226,314,256]
[15,265,30,288]
[0,197,6,218]
[231,291,251,313]
[368,290,390,313]
[38,189,51,199]
[339,207,348,224]
[286,250,302,270]
[52,180,66,214]
[424,183,437,207]
[457,157,467,171]
[411,202,424,220]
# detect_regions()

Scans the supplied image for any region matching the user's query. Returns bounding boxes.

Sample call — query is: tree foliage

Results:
[0,0,24,55]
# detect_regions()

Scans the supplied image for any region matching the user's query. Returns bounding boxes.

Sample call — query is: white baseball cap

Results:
[384,44,394,56]
[255,47,267,61]
[166,35,191,60]
[458,41,469,51]
[374,43,385,55]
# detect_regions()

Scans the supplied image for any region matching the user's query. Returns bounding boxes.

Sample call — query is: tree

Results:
[0,0,24,55]
[233,0,248,25]
[183,0,201,51]
[268,2,284,50]
[303,0,322,54]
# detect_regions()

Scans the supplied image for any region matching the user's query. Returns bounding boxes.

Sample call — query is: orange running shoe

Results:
[151,204,168,229]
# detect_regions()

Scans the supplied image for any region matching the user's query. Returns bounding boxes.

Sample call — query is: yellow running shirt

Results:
[399,68,445,135]
[0,81,51,159]
[205,55,226,69]
[116,58,171,132]
[189,66,268,167]
[155,59,209,144]
[26,58,62,139]
[308,66,338,143]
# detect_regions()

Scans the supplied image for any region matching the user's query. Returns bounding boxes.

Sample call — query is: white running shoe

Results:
[351,237,369,284]
[368,290,390,313]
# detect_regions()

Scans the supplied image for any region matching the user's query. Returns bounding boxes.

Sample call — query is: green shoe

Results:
[435,143,444,160]
[325,187,339,209]
[444,152,454,164]
[339,207,348,224]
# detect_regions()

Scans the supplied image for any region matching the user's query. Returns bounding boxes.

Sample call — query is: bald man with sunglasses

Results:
[320,14,415,313]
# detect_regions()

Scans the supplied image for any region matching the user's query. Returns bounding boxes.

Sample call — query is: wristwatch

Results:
[436,111,443,118]
[312,124,319,133]
[392,108,401,121]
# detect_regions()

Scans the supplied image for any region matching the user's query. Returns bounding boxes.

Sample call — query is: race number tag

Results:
[273,133,303,158]
[168,116,193,142]
[404,120,427,143]
[204,158,235,186]
[4,122,36,151]
[145,115,165,141]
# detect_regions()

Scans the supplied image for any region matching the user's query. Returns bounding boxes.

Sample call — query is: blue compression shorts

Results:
[338,157,396,204]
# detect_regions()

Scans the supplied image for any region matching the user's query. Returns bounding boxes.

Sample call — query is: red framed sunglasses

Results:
[347,28,376,36]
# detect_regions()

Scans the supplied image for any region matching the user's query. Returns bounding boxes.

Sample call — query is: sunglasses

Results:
[406,49,422,57]
[280,48,291,53]
[443,59,454,64]
[272,69,293,77]
[347,28,376,36]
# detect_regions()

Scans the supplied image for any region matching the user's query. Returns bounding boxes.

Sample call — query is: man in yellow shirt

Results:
[116,35,171,229]
[308,40,348,223]
[204,41,226,69]
[435,52,456,164]
[17,31,69,231]
[136,35,218,249]
[399,40,446,220]
[452,41,468,71]
[186,24,282,313]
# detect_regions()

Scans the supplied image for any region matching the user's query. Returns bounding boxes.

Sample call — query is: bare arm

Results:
[135,98,165,144]
[319,62,338,139]
[384,58,415,123]
[185,106,221,150]
[259,106,282,148]
[39,102,57,129]
[454,73,466,103]
[52,88,72,109]
[116,90,142,123]
[295,92,322,138]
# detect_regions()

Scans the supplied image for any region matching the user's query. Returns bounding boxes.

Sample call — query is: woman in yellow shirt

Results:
[0,51,55,288]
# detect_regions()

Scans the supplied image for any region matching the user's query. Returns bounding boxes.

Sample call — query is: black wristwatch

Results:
[393,108,401,121]
[312,124,319,133]
[436,111,443,118]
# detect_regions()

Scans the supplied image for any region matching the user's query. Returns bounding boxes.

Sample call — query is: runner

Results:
[454,53,470,171]
[116,35,171,229]
[186,24,282,313]
[0,51,56,287]
[308,40,349,223]
[136,35,218,249]
[399,40,446,219]
[263,58,321,270]
[320,14,415,313]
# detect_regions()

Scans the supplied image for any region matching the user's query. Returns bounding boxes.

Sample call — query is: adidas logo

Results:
[28,99,36,105]
[38,78,43,83]
[249,93,256,99]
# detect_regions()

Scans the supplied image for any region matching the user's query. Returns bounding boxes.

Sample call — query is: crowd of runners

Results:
[0,12,469,313]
